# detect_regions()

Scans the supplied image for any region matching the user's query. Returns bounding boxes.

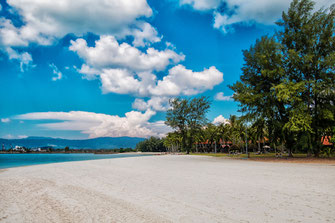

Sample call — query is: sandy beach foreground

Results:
[0,155,334,223]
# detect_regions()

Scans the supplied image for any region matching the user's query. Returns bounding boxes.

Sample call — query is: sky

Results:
[0,0,332,139]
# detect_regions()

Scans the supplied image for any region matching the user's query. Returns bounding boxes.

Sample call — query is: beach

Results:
[0,155,334,223]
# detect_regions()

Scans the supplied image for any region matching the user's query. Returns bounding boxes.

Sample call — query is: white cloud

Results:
[17,135,28,139]
[179,0,221,10]
[69,33,223,112]
[1,118,10,123]
[5,47,34,72]
[76,64,99,80]
[132,22,162,47]
[150,65,223,96]
[212,115,229,125]
[72,38,224,108]
[49,63,63,81]
[214,92,233,101]
[70,35,184,72]
[132,97,170,112]
[213,0,292,33]
[3,0,152,46]
[0,0,156,68]
[94,64,223,98]
[2,134,28,139]
[100,69,141,94]
[177,0,333,33]
[15,110,171,138]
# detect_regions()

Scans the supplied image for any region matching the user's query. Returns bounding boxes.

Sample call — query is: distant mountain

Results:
[0,136,145,149]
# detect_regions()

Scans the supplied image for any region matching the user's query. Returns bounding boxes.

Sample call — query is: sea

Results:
[0,153,151,169]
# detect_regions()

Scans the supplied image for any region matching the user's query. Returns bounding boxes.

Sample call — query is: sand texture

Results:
[0,155,334,222]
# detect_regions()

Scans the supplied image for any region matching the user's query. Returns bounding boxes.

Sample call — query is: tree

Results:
[164,132,182,152]
[65,146,70,152]
[165,96,211,154]
[230,0,335,157]
[230,36,287,150]
[203,123,218,153]
[251,118,267,153]
[276,0,335,156]
[136,137,167,152]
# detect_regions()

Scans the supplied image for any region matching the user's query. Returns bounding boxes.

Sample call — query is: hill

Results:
[0,136,145,149]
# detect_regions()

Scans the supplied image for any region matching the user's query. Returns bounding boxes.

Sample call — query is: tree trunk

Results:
[258,136,261,153]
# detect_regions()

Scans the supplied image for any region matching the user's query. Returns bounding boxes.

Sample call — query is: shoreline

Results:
[0,152,161,170]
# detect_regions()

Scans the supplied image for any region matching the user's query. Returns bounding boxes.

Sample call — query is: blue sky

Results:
[0,0,331,139]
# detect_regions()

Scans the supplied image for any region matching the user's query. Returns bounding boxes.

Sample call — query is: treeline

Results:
[163,105,272,155]
[136,137,166,152]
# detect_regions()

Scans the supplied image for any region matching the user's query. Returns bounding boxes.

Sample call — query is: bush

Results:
[248,144,258,152]
[229,144,240,153]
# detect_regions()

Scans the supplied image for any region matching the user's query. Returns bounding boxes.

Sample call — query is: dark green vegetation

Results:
[230,0,335,157]
[165,97,211,154]
[136,137,166,152]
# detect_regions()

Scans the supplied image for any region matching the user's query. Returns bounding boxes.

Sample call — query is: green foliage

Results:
[320,147,334,158]
[230,0,335,157]
[165,96,211,153]
[136,137,167,152]
[117,148,133,153]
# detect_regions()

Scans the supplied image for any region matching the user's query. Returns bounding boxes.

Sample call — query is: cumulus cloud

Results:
[3,0,152,46]
[150,65,223,96]
[212,115,230,125]
[100,69,141,94]
[0,0,157,68]
[70,35,184,72]
[1,118,10,123]
[71,35,223,101]
[132,22,162,47]
[86,63,223,98]
[177,0,333,33]
[75,64,99,80]
[49,63,63,81]
[214,92,233,101]
[15,110,172,138]
[132,97,170,111]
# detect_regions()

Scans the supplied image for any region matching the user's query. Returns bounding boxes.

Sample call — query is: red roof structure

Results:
[322,136,333,146]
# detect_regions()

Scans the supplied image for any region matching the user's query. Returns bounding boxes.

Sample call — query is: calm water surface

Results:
[0,153,151,169]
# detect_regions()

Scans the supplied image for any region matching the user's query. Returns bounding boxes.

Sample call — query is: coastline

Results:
[0,153,160,170]
[0,155,334,222]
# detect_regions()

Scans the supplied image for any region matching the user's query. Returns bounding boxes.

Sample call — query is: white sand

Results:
[0,155,334,223]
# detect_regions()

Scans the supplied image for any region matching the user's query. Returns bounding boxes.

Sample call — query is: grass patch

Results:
[191,152,314,159]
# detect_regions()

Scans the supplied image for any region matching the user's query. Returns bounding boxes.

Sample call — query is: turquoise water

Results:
[0,153,150,169]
